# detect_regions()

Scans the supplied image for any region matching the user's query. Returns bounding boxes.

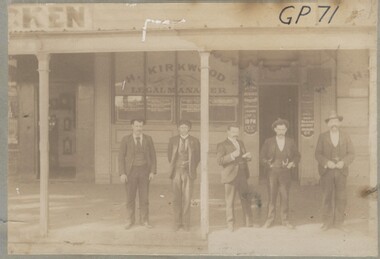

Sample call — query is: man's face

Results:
[327,118,340,131]
[274,124,287,137]
[178,124,190,136]
[228,127,240,139]
[132,121,144,136]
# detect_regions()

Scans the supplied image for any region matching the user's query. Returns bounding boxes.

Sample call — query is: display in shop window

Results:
[115,95,145,122]
[146,96,174,122]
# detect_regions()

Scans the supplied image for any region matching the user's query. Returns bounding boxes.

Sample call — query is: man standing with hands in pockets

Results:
[119,118,157,230]
[217,124,254,232]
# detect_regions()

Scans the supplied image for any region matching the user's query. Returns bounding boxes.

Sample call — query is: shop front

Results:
[8,2,377,236]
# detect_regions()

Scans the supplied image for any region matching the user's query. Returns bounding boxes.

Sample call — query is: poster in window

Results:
[115,95,145,122]
[146,97,173,121]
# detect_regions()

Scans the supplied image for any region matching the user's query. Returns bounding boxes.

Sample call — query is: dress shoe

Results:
[320,224,330,231]
[143,222,153,229]
[283,222,295,229]
[125,223,133,230]
[262,221,273,228]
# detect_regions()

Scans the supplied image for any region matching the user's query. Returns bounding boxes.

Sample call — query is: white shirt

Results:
[228,137,240,160]
[276,136,285,152]
[330,131,340,147]
[133,134,143,145]
[179,134,189,150]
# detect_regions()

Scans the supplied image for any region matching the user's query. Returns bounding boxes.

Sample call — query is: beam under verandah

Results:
[36,52,50,237]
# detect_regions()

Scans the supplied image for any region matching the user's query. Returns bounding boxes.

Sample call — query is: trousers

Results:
[125,165,150,225]
[224,168,253,226]
[172,167,193,228]
[320,169,347,226]
[266,168,292,224]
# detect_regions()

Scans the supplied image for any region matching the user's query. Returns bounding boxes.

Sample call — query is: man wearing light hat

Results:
[315,111,355,231]
[260,118,300,229]
[168,120,200,231]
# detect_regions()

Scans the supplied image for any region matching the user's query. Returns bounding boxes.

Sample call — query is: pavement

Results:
[7,175,378,256]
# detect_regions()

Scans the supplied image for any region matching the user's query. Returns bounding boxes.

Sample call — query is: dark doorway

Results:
[48,83,77,179]
[259,84,299,181]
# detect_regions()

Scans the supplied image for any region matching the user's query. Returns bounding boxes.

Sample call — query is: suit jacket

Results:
[260,136,300,169]
[168,135,200,180]
[118,134,157,177]
[216,138,250,184]
[315,130,355,176]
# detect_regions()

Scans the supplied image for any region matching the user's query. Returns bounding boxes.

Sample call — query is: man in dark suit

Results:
[168,120,200,231]
[260,118,300,229]
[217,124,253,232]
[315,111,355,231]
[118,118,157,230]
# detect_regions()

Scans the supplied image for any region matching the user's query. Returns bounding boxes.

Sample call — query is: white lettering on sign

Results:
[9,5,90,31]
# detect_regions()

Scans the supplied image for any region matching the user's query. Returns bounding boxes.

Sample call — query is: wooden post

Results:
[36,52,50,237]
[199,51,210,239]
[368,48,377,236]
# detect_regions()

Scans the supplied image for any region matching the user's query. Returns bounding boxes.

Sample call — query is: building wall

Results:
[336,50,370,185]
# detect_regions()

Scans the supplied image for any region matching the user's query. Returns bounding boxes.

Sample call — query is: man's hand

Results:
[149,173,155,181]
[287,161,295,169]
[336,161,344,169]
[242,152,252,159]
[231,149,240,158]
[327,161,336,169]
[120,174,128,183]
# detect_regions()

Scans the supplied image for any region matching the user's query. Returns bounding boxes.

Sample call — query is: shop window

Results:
[180,96,238,123]
[146,96,174,122]
[115,95,144,122]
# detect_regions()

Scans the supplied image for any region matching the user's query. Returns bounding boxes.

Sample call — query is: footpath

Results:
[7,176,378,256]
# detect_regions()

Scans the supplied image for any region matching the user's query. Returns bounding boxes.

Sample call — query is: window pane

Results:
[146,96,174,121]
[115,96,144,122]
[210,97,238,122]
[180,97,200,121]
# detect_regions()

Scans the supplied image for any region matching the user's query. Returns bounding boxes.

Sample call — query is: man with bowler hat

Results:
[315,111,355,231]
[118,118,157,230]
[260,118,300,229]
[168,120,200,231]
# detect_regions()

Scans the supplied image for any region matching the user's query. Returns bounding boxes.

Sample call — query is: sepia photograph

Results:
[5,0,379,256]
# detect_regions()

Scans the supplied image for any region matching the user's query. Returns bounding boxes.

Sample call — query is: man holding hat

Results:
[260,118,300,229]
[168,120,200,231]
[315,111,355,231]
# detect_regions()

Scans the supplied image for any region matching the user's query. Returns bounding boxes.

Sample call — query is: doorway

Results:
[48,83,77,179]
[259,84,298,181]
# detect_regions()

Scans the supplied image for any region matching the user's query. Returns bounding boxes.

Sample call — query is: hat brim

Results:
[325,116,343,123]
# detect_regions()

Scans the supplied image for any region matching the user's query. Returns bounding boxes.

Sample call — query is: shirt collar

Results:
[180,134,189,140]
[133,134,143,142]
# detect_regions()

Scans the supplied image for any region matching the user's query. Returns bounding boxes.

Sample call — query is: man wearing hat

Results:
[315,111,355,231]
[168,120,200,231]
[217,124,254,232]
[260,118,300,229]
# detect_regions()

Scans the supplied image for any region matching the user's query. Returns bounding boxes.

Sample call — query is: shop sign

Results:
[300,82,314,137]
[8,5,91,31]
[242,78,258,135]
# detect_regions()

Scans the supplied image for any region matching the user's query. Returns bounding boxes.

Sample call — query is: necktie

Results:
[136,136,142,152]
[180,137,186,152]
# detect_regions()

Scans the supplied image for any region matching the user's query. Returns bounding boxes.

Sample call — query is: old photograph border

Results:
[2,0,380,258]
